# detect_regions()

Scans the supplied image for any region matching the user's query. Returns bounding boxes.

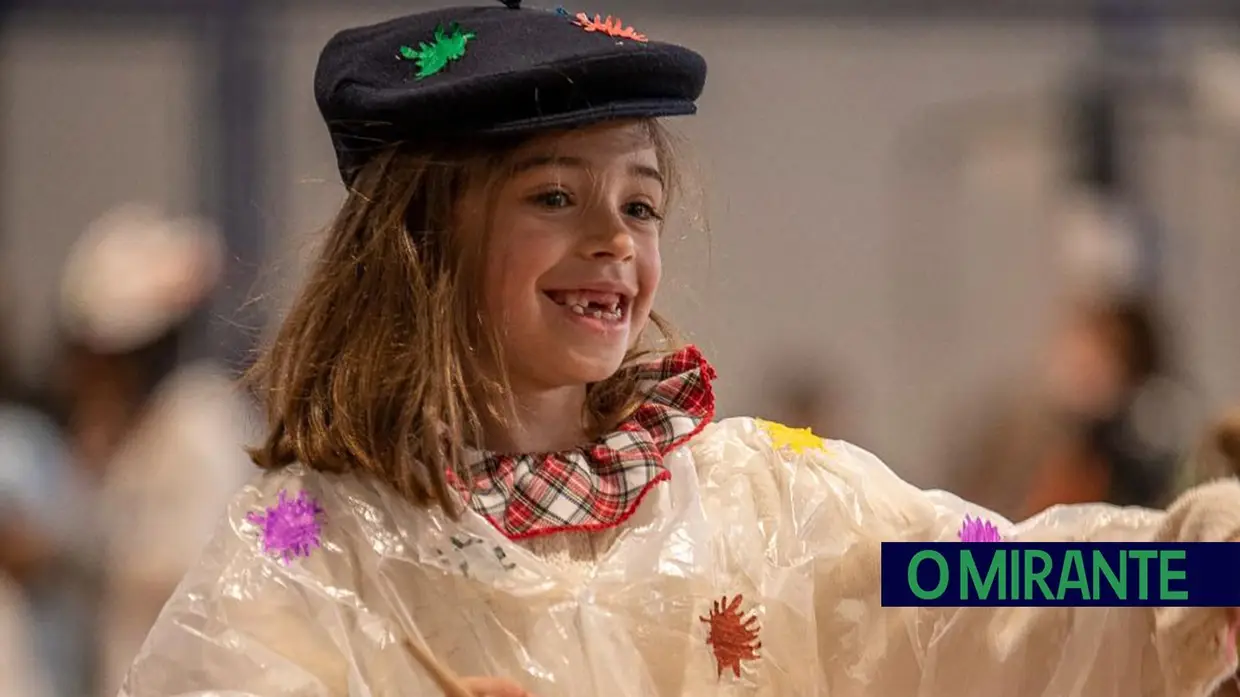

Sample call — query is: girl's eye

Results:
[624,201,664,222]
[531,189,573,209]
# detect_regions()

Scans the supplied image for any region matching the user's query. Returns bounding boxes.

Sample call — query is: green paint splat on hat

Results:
[399,23,476,79]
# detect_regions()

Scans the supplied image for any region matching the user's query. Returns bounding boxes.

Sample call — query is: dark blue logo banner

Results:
[880,543,1240,607]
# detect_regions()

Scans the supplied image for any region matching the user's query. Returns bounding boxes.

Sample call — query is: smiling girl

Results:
[118,3,1240,697]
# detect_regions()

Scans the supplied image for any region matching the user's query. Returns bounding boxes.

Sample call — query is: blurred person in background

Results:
[51,203,258,697]
[943,181,1191,519]
[1007,56,1201,516]
[948,39,1200,519]
[1019,295,1191,514]
[946,295,1190,519]
[0,288,96,697]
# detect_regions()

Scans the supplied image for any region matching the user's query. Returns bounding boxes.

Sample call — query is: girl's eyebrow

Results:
[511,155,664,187]
[631,164,665,187]
[511,154,587,173]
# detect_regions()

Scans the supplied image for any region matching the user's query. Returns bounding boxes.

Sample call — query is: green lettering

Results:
[909,550,949,600]
[962,549,1005,600]
[1010,548,1019,600]
[1024,550,1054,600]
[1159,550,1188,601]
[1092,550,1126,599]
[1130,550,1158,600]
[1056,550,1090,600]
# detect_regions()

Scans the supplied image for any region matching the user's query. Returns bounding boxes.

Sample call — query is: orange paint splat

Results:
[700,595,762,679]
[573,13,648,42]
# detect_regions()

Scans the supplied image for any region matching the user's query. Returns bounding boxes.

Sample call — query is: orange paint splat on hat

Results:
[574,13,648,42]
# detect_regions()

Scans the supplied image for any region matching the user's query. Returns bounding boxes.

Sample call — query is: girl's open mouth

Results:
[544,289,630,321]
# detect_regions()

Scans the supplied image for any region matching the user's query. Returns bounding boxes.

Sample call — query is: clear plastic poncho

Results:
[118,352,1240,697]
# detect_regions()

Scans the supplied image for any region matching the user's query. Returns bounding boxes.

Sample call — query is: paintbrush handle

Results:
[402,637,475,697]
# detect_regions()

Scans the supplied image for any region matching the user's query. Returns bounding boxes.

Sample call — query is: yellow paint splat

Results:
[757,419,827,455]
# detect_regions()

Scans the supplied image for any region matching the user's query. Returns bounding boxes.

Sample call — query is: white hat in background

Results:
[59,203,224,354]
[1057,189,1143,303]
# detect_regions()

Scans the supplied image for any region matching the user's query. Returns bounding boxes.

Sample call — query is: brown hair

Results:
[247,120,685,514]
[1178,407,1240,491]
[1208,409,1240,476]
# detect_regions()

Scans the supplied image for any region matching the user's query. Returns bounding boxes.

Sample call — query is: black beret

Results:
[315,1,708,183]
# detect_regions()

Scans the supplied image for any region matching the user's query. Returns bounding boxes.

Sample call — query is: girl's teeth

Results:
[554,291,622,311]
[568,302,622,320]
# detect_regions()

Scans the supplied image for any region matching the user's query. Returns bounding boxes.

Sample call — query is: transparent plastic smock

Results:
[119,415,1240,697]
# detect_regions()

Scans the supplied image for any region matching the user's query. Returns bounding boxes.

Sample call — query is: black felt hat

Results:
[314,1,708,183]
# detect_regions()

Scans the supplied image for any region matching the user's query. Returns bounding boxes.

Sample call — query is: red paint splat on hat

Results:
[247,489,325,564]
[574,13,648,42]
[700,595,762,679]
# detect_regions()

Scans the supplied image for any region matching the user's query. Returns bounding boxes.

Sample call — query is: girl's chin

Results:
[558,349,630,385]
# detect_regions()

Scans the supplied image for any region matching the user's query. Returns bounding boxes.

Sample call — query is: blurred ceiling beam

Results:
[198,0,270,371]
[0,0,1237,21]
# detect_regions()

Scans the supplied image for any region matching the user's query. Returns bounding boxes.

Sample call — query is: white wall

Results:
[4,10,1237,485]
[0,21,201,379]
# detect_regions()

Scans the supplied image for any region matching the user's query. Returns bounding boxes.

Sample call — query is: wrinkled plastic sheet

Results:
[119,419,1238,696]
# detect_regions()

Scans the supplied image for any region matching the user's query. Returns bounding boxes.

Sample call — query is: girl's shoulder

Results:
[680,416,859,497]
[686,415,863,468]
[683,416,929,510]
[207,463,382,573]
[223,462,392,541]
[681,418,988,549]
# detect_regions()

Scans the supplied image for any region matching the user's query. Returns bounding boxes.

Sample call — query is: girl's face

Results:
[468,121,665,391]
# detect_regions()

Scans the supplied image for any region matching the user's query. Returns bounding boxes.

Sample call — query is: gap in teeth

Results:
[569,302,622,319]
[547,291,622,310]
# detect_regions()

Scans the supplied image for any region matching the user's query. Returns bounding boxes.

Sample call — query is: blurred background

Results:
[2,1,1239,695]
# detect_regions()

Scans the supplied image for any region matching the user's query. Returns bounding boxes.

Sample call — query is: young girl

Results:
[119,3,1240,696]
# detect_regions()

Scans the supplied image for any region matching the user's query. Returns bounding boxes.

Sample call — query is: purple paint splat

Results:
[247,489,325,564]
[959,514,1002,542]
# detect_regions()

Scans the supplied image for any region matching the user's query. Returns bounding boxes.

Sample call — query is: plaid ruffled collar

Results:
[454,345,716,541]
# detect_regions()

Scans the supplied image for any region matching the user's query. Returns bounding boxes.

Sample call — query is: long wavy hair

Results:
[246,120,685,515]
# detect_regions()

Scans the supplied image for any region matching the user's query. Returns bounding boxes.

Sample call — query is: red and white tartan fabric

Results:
[455,344,717,541]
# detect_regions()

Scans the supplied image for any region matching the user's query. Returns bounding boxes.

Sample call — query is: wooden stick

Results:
[401,636,474,697]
